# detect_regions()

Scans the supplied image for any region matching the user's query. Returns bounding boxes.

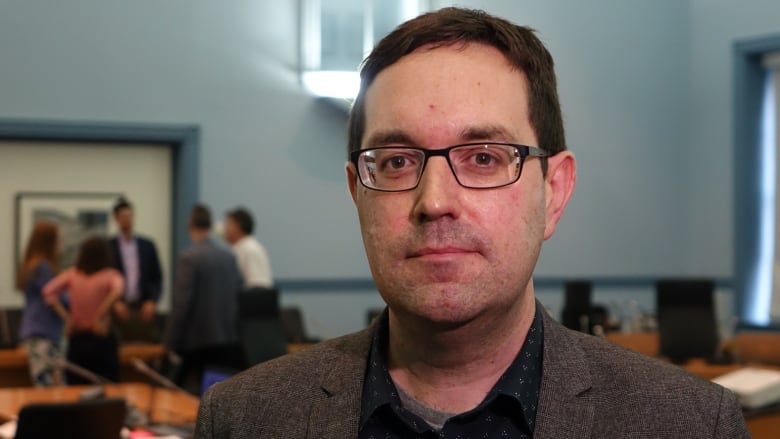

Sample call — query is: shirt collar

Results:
[119,234,136,244]
[359,306,544,431]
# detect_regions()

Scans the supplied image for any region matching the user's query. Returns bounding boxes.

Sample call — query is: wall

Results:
[687,0,780,277]
[1,1,778,338]
[454,0,692,278]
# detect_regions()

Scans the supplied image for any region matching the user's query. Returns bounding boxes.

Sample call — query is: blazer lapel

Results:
[306,325,375,438]
[534,310,595,438]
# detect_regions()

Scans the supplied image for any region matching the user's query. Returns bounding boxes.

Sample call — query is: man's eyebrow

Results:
[363,130,416,147]
[363,125,515,148]
[460,125,515,142]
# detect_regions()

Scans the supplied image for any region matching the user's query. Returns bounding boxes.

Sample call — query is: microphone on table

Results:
[130,357,190,395]
[129,357,197,437]
[54,358,149,427]
[54,358,108,399]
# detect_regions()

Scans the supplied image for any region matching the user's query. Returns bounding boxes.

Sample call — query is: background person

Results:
[223,206,273,288]
[17,222,65,386]
[44,236,124,384]
[164,204,244,393]
[109,197,164,342]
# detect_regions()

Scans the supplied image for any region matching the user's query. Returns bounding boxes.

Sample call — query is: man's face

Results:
[115,207,133,235]
[347,43,573,326]
[223,216,241,244]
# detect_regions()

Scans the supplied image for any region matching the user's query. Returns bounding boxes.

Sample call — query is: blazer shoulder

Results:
[540,319,747,437]
[580,332,721,392]
[135,235,157,249]
[201,328,371,416]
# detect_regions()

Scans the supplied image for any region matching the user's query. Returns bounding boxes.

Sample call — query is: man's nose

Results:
[411,157,462,223]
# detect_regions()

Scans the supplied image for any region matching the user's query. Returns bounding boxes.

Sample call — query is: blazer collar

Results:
[533,309,595,438]
[302,306,596,438]
[305,321,377,438]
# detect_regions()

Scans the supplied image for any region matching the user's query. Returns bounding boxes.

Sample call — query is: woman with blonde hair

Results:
[17,222,64,386]
[44,235,124,383]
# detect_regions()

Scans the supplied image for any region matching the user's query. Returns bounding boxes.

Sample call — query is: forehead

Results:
[362,43,534,147]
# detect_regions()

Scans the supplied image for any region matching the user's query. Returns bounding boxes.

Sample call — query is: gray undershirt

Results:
[396,383,458,431]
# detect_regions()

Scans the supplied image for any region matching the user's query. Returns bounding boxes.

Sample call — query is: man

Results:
[197,8,748,438]
[109,197,163,341]
[164,204,244,393]
[223,207,274,288]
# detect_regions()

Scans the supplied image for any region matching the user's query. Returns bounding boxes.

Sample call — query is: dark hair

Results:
[347,7,565,173]
[226,207,254,235]
[189,203,212,230]
[113,197,132,215]
[75,236,113,275]
[17,222,60,290]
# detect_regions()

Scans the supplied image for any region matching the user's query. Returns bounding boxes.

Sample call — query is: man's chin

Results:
[394,304,481,331]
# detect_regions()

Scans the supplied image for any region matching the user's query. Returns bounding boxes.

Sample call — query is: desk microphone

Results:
[54,358,149,427]
[129,357,190,395]
[54,358,108,400]
[55,358,110,384]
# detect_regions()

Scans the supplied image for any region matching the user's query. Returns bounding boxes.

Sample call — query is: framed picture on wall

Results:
[15,192,123,272]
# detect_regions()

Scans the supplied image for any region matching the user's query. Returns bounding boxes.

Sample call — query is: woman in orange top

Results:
[44,235,124,383]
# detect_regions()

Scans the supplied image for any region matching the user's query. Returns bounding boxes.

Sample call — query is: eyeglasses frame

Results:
[349,142,549,192]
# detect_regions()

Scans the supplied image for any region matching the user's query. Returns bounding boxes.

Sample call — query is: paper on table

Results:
[712,367,780,409]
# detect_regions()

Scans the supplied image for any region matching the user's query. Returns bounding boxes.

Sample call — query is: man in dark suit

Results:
[165,204,243,393]
[109,197,163,342]
[197,8,748,438]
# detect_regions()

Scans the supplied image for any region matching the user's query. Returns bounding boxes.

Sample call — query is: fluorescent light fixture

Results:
[302,70,360,100]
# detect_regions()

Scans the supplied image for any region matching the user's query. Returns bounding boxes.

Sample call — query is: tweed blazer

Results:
[196,309,749,438]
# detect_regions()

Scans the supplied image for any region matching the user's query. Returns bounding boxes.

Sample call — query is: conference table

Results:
[0,342,312,387]
[0,343,165,387]
[0,382,198,428]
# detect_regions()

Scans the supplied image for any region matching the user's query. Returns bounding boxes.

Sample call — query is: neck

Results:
[120,230,133,240]
[387,287,536,414]
[190,229,210,242]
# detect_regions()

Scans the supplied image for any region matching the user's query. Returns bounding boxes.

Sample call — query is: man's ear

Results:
[543,151,576,240]
[346,161,359,204]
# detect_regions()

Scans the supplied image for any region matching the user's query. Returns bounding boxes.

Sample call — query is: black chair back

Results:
[238,287,287,366]
[0,308,23,348]
[656,279,720,363]
[14,397,126,439]
[281,307,309,343]
[561,280,593,333]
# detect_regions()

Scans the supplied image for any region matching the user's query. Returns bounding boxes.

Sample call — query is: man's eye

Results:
[389,156,407,169]
[474,152,495,165]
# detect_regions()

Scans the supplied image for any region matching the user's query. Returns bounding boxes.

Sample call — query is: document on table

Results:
[712,367,780,409]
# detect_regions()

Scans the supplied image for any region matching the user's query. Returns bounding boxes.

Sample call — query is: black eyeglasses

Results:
[349,142,548,192]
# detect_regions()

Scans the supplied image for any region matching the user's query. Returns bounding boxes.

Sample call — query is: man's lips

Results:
[408,247,477,258]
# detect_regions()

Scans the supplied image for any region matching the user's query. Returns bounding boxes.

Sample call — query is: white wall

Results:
[0,141,172,309]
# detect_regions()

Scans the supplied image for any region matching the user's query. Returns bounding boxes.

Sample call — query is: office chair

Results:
[14,398,126,439]
[561,280,593,333]
[238,287,288,367]
[656,279,720,363]
[0,308,22,348]
[280,306,320,343]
